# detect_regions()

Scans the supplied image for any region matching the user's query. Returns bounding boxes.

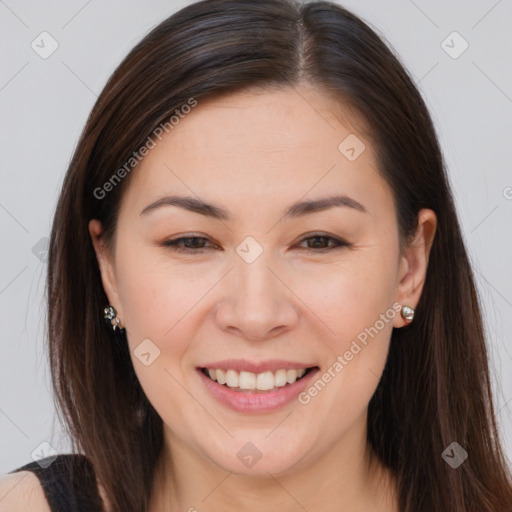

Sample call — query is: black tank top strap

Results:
[8,453,103,512]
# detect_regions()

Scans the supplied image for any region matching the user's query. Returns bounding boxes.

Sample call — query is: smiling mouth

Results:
[200,366,318,393]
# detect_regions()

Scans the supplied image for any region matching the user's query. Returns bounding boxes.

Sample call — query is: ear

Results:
[393,208,437,328]
[88,219,123,320]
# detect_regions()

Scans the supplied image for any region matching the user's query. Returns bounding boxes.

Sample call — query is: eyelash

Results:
[162,233,351,253]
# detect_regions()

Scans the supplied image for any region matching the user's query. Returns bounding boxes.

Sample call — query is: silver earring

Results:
[400,305,415,323]
[104,305,121,331]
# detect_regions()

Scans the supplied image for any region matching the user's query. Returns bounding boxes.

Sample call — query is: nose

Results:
[214,250,299,342]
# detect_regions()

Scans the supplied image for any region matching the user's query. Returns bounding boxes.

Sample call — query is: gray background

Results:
[1,0,511,473]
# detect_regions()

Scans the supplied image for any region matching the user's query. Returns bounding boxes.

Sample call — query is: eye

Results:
[162,235,216,253]
[162,233,351,254]
[295,233,351,252]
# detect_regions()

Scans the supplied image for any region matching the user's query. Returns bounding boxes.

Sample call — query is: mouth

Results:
[199,366,317,393]
[196,364,320,413]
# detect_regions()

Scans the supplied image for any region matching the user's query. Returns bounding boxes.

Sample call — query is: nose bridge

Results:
[215,234,298,339]
[233,234,281,305]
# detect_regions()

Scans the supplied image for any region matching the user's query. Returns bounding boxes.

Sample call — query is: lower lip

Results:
[197,367,320,413]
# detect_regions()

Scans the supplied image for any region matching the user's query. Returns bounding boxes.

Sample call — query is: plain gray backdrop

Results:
[1,0,511,474]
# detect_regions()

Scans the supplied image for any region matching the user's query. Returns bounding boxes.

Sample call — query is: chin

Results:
[202,434,313,477]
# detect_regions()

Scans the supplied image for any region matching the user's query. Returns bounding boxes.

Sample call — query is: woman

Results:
[2,0,511,510]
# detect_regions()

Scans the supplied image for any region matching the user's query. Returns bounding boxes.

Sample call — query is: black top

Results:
[8,453,103,512]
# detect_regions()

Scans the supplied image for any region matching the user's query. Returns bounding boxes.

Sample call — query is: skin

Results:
[89,83,436,512]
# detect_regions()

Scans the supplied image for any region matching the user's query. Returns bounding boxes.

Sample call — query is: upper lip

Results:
[198,359,317,374]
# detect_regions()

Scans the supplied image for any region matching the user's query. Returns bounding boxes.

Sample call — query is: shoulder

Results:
[1,454,108,512]
[0,470,51,512]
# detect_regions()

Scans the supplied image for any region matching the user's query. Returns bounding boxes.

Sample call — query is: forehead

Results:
[121,85,390,219]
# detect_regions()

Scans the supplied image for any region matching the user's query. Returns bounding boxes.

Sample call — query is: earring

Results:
[400,305,415,323]
[104,305,122,331]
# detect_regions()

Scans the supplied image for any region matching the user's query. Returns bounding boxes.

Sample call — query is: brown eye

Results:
[163,236,214,253]
[296,233,351,252]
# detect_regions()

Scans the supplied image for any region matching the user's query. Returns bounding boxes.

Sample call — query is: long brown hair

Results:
[47,0,512,510]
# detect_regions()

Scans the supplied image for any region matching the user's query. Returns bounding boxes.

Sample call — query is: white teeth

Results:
[216,369,226,385]
[239,371,256,389]
[256,371,275,391]
[286,369,298,383]
[225,369,238,387]
[204,367,311,390]
[274,369,288,387]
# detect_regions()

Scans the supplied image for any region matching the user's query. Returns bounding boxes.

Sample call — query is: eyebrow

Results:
[140,194,367,220]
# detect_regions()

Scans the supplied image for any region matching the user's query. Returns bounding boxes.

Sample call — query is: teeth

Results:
[226,369,238,388]
[216,369,226,385]
[204,367,309,391]
[274,369,288,387]
[239,371,256,389]
[256,371,274,391]
[286,369,298,384]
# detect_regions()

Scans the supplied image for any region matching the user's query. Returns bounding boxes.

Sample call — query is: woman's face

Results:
[90,84,435,477]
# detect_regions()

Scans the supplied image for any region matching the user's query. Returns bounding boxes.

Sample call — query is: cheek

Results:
[295,248,398,409]
[295,249,397,347]
[113,246,207,413]
[113,244,198,350]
